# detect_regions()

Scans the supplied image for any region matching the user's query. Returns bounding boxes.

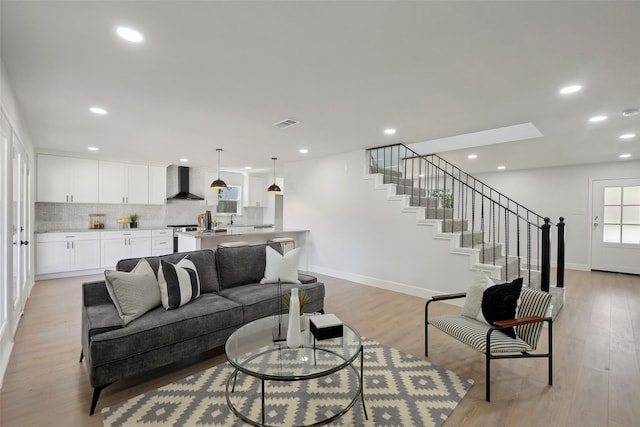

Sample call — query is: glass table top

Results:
[225,314,362,380]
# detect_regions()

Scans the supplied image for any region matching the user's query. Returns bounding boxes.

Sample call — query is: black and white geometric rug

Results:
[102,339,473,426]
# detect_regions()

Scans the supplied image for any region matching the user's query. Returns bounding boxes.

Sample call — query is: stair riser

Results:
[440,220,469,233]
[410,196,442,207]
[424,207,454,219]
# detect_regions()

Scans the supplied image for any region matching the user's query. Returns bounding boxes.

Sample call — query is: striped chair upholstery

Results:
[425,284,553,402]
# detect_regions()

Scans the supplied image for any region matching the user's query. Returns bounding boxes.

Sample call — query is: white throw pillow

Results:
[158,258,201,310]
[105,259,161,325]
[261,246,301,284]
[460,272,496,322]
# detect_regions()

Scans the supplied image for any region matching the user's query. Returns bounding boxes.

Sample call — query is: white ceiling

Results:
[1,1,639,174]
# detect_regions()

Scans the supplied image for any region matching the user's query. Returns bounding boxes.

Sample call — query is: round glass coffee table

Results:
[224,314,367,426]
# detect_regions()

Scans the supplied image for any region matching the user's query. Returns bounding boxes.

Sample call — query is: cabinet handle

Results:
[126,196,129,203]
[66,242,69,249]
[71,195,74,202]
[71,241,74,249]
[65,235,75,238]
[66,195,69,202]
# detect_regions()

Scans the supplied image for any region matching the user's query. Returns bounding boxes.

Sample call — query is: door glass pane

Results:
[603,225,621,243]
[604,206,621,223]
[623,206,640,225]
[621,225,640,244]
[604,187,621,205]
[623,186,640,204]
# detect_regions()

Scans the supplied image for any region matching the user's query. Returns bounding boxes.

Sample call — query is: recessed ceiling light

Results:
[622,109,639,117]
[244,166,252,170]
[467,154,478,159]
[418,174,425,178]
[299,148,309,154]
[619,153,631,158]
[89,107,107,115]
[619,133,636,140]
[559,84,582,94]
[497,165,506,170]
[589,115,608,123]
[116,27,143,43]
[384,128,396,135]
[179,158,188,162]
[87,146,99,151]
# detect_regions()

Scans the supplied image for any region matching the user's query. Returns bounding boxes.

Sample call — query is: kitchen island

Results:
[177,227,310,269]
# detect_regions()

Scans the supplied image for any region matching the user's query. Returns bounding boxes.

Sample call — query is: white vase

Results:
[286,288,303,348]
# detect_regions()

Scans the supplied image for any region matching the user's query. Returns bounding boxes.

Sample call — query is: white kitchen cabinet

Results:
[37,154,99,203]
[100,230,152,267]
[36,232,100,274]
[246,175,267,207]
[148,165,167,205]
[99,161,149,204]
[152,228,173,256]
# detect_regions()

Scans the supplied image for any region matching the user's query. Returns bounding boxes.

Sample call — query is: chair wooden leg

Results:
[548,319,553,386]
[79,350,84,363]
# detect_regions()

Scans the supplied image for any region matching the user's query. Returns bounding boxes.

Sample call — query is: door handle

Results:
[20,240,29,245]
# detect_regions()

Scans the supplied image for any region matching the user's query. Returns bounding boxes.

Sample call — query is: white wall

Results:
[284,148,640,298]
[284,149,476,299]
[474,160,640,270]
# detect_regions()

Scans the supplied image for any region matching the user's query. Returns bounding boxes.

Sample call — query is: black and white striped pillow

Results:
[158,258,201,310]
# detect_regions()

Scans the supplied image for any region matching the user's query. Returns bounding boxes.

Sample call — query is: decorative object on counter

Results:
[267,157,281,193]
[129,213,138,228]
[88,213,105,229]
[204,210,213,231]
[117,217,131,229]
[286,287,303,348]
[210,148,227,189]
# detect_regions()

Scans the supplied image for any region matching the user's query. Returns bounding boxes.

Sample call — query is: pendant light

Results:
[267,157,281,193]
[210,148,227,189]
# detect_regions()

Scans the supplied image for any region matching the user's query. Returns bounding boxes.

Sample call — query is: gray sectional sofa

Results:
[80,243,325,415]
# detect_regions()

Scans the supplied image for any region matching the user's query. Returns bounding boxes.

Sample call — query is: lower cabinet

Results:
[100,230,152,268]
[152,228,173,256]
[36,232,100,274]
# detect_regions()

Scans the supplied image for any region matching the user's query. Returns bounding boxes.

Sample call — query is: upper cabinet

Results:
[246,175,267,207]
[37,154,99,203]
[99,161,149,204]
[148,165,167,205]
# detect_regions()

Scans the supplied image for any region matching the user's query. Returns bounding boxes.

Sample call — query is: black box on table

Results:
[310,314,343,340]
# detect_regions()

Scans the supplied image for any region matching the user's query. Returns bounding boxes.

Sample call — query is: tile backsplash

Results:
[35,202,267,232]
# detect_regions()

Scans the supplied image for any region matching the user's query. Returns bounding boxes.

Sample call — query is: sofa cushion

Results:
[158,259,201,309]
[117,249,220,293]
[104,259,161,325]
[219,281,325,323]
[89,293,243,367]
[261,246,301,284]
[216,243,282,290]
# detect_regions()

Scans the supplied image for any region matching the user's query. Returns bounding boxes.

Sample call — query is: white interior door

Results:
[591,178,640,274]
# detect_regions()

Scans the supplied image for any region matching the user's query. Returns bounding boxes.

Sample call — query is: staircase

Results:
[366,144,565,317]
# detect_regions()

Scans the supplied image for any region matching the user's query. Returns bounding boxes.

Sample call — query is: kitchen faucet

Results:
[229,214,235,225]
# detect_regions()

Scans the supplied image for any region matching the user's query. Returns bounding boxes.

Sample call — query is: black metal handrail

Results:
[366,143,565,291]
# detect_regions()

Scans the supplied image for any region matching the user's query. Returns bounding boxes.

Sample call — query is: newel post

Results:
[556,217,565,288]
[540,217,551,292]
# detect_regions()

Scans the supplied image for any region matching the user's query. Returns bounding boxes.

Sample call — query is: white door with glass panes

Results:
[591,179,640,274]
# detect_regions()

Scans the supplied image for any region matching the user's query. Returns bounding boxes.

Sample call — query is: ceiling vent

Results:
[273,118,299,129]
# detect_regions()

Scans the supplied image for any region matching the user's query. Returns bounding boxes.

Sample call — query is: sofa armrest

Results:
[82,281,123,338]
[297,273,317,284]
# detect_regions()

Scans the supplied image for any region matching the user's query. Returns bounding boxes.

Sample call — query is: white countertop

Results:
[35,226,172,233]
[177,227,308,238]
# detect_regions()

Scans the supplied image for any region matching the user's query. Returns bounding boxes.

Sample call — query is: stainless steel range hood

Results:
[167,166,204,200]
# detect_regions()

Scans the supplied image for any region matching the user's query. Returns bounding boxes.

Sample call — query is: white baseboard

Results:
[0,331,13,390]
[35,268,105,281]
[308,264,465,307]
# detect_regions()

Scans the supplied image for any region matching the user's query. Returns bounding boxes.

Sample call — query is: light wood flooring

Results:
[1,269,639,426]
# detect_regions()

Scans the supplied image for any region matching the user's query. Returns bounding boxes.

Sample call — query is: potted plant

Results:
[430,190,453,208]
[129,213,138,228]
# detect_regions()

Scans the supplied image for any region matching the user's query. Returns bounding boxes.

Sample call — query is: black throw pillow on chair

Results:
[481,277,524,338]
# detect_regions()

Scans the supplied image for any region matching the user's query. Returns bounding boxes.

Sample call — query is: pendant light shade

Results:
[267,157,281,193]
[210,148,227,190]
